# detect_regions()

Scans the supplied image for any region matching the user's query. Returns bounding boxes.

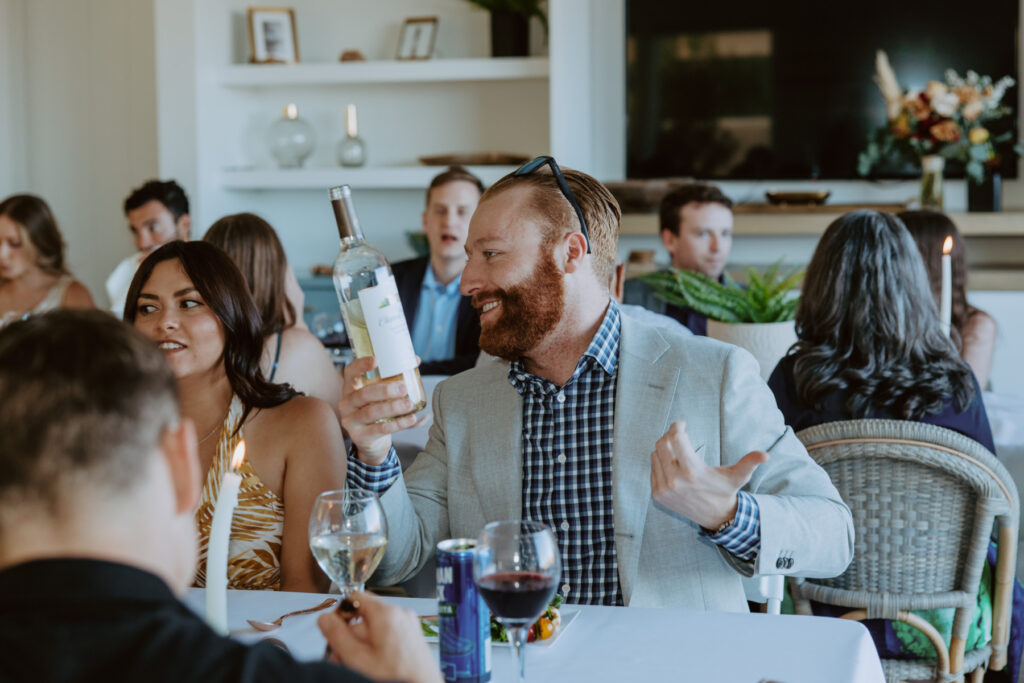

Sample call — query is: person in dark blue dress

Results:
[767,209,1018,681]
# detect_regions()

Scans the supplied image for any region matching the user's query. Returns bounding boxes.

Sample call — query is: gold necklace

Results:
[197,406,230,446]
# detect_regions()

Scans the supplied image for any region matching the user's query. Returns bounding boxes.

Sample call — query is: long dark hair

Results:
[898,210,974,345]
[790,210,975,419]
[123,241,298,427]
[0,194,68,276]
[203,213,294,335]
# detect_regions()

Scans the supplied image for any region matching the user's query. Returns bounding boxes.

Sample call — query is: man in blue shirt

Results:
[623,183,734,335]
[339,160,853,611]
[392,166,483,375]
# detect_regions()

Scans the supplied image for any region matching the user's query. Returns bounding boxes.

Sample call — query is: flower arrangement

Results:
[858,51,1020,183]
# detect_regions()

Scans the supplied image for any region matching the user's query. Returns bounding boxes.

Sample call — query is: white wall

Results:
[0,0,158,303]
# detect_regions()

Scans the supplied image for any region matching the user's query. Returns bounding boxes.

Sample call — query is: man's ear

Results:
[660,229,677,257]
[421,210,429,233]
[562,231,588,274]
[161,419,201,515]
[177,214,192,241]
[612,263,626,301]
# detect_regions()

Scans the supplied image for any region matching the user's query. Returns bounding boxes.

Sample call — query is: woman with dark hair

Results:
[125,241,345,592]
[203,213,341,420]
[899,209,997,388]
[0,194,93,326]
[769,210,1020,678]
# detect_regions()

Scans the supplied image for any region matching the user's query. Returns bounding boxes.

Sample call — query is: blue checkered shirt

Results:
[347,301,762,605]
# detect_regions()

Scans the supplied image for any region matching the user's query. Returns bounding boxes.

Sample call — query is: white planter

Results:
[706,319,797,381]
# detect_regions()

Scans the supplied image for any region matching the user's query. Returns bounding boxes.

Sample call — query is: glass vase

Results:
[268,104,315,169]
[919,155,945,210]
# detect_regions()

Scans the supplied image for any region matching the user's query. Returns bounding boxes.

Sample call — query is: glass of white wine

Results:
[308,489,388,596]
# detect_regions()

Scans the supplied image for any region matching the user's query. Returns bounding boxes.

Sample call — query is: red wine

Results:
[476,572,557,624]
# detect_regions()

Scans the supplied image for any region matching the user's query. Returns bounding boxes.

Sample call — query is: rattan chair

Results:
[790,419,1018,683]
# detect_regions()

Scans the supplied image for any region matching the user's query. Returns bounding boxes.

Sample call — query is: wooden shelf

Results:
[620,212,1024,238]
[220,165,519,190]
[215,57,549,87]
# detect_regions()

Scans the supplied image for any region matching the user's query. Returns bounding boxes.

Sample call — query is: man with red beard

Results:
[339,158,853,610]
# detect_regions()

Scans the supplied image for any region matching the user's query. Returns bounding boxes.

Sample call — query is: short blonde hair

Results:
[485,166,620,287]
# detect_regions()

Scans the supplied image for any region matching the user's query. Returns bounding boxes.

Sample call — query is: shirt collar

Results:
[508,299,620,393]
[422,263,462,295]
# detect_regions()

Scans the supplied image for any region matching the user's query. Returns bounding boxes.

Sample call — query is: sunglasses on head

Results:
[513,156,591,254]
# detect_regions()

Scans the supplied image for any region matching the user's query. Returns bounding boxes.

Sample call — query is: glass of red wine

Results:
[473,520,561,683]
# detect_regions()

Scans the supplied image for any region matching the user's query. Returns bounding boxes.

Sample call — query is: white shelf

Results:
[220,165,521,190]
[215,57,549,87]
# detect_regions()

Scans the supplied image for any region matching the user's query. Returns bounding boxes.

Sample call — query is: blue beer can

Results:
[436,539,491,682]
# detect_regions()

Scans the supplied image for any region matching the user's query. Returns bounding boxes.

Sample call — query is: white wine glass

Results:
[473,520,561,683]
[308,489,388,596]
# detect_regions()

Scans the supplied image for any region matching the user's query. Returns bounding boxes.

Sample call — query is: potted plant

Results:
[640,263,803,380]
[858,50,1022,211]
[464,0,547,57]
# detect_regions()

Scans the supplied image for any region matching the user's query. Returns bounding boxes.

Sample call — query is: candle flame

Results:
[943,236,953,254]
[230,440,246,471]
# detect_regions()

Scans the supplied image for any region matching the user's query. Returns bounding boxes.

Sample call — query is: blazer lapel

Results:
[613,315,679,604]
[469,360,522,522]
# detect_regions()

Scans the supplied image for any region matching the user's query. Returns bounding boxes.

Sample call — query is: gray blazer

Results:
[377,313,854,611]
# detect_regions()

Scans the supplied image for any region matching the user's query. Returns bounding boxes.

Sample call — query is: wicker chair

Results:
[790,419,1018,683]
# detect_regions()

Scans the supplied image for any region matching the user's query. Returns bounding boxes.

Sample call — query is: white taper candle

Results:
[940,236,953,335]
[205,440,245,635]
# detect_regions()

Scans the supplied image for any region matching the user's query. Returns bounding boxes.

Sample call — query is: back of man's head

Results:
[0,311,179,520]
[123,179,190,221]
[659,182,733,236]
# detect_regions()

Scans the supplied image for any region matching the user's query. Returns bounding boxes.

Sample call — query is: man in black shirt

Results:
[0,310,439,683]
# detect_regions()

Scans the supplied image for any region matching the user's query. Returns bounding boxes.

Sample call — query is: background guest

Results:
[392,166,483,375]
[0,310,439,683]
[0,194,93,327]
[899,209,997,389]
[107,179,191,317]
[622,182,734,335]
[125,241,345,593]
[767,210,1020,677]
[204,213,342,421]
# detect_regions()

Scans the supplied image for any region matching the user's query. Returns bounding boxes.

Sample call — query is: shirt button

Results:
[561,584,571,595]
[560,521,570,532]
[556,392,566,403]
[557,453,566,464]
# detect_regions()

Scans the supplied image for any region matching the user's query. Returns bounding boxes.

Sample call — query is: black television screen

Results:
[626,1,1019,180]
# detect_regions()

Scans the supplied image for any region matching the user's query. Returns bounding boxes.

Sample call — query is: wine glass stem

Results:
[512,625,529,683]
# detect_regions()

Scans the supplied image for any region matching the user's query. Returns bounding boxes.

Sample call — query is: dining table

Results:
[184,588,885,682]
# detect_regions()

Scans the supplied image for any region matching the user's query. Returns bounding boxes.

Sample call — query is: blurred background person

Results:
[204,213,341,421]
[899,209,997,389]
[623,182,734,335]
[393,166,483,375]
[125,241,345,593]
[0,194,93,327]
[107,179,191,317]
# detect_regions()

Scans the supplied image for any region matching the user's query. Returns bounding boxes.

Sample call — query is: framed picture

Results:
[248,7,299,64]
[396,17,439,61]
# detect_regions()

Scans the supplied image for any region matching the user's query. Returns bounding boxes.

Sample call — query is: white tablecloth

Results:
[184,588,884,682]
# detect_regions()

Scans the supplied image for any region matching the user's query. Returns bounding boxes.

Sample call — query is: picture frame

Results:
[396,16,439,61]
[248,7,299,64]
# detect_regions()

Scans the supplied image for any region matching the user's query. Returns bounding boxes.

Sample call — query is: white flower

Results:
[931,91,960,117]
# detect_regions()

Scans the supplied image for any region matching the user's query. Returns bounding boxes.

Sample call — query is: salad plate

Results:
[420,609,579,649]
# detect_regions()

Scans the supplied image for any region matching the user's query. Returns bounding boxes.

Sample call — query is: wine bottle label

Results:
[356,274,417,378]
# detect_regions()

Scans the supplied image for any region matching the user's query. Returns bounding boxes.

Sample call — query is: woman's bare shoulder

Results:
[965,308,997,337]
[62,280,95,309]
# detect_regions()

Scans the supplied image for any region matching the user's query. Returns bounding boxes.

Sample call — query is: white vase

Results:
[705,319,797,381]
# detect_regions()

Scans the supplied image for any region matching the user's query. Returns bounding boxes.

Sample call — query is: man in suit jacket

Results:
[340,161,853,611]
[622,182,734,335]
[392,166,483,375]
[0,311,439,683]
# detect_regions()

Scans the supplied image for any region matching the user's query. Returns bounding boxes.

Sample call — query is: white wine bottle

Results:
[330,184,426,418]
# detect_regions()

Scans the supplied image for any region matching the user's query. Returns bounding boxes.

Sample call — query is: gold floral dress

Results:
[193,396,285,590]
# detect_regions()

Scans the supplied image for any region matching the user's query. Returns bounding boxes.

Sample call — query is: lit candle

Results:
[205,439,245,635]
[940,236,953,335]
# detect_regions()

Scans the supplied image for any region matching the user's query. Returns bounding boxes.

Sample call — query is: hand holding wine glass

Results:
[308,489,388,596]
[474,520,561,683]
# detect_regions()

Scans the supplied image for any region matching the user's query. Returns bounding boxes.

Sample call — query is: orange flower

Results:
[904,93,931,121]
[954,85,982,104]
[962,100,983,121]
[930,120,961,142]
[969,127,990,144]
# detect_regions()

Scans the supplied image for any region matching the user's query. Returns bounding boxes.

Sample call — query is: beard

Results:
[473,248,564,361]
